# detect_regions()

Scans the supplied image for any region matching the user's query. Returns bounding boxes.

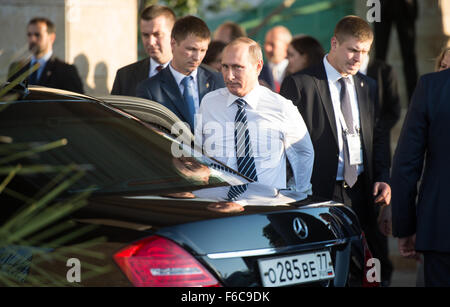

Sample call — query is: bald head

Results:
[264,26,292,64]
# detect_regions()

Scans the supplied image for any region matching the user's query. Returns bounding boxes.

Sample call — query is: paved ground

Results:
[391,269,418,287]
[388,236,419,287]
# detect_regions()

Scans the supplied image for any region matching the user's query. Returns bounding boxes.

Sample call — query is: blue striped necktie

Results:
[227,98,258,201]
[181,76,196,130]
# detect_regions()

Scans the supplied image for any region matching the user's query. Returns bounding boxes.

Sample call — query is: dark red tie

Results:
[274,80,280,93]
[156,65,163,72]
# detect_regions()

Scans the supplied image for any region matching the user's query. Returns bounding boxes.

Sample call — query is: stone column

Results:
[0,0,138,96]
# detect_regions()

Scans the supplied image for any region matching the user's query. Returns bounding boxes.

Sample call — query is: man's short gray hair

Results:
[225,37,263,64]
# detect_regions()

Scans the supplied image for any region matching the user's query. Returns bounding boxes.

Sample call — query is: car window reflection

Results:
[0,99,240,196]
[172,157,211,184]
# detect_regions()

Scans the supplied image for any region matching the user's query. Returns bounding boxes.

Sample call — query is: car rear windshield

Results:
[0,99,233,195]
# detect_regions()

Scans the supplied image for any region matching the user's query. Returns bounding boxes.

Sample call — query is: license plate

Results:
[258,250,335,287]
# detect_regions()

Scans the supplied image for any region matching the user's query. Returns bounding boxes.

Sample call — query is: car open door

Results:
[99,95,194,146]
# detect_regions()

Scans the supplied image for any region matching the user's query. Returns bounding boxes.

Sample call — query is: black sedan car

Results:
[0,84,376,287]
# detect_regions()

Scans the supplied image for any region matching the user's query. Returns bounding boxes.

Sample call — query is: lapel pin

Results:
[360,81,364,87]
[206,82,210,89]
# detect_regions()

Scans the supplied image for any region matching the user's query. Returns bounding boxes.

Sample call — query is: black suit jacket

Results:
[367,59,401,132]
[8,56,84,94]
[135,64,225,130]
[280,63,389,200]
[258,64,275,91]
[111,57,150,96]
[391,69,450,252]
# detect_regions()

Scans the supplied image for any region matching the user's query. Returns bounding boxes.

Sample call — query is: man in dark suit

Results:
[8,17,83,94]
[391,68,450,286]
[111,5,176,96]
[367,59,401,151]
[280,15,391,284]
[136,16,224,132]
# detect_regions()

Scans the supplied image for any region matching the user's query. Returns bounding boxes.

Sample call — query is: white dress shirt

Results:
[195,84,314,203]
[323,55,364,180]
[149,58,169,78]
[169,64,200,114]
[268,58,289,85]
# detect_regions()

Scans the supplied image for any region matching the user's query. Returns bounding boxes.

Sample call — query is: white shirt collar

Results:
[226,83,261,110]
[169,62,198,87]
[268,59,289,71]
[149,57,169,77]
[268,59,288,81]
[323,54,354,86]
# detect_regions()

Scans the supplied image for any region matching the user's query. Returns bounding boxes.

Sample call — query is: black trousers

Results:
[333,178,393,283]
[423,251,450,286]
[374,0,418,102]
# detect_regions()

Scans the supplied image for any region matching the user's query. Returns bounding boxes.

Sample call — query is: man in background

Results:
[259,26,292,92]
[136,16,224,132]
[111,5,176,96]
[374,0,418,102]
[8,17,84,94]
[213,21,246,44]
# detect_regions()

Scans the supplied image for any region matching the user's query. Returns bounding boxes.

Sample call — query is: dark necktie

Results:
[28,61,39,85]
[227,98,258,201]
[156,65,163,73]
[181,76,196,130]
[338,77,358,188]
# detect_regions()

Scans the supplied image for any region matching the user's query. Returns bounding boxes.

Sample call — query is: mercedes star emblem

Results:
[293,217,308,239]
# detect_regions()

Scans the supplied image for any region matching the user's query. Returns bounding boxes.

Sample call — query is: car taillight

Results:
[361,232,380,287]
[114,235,221,287]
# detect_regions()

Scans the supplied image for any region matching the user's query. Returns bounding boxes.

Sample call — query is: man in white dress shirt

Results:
[260,26,292,92]
[198,37,314,212]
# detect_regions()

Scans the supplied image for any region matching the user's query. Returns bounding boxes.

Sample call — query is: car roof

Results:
[11,86,99,102]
